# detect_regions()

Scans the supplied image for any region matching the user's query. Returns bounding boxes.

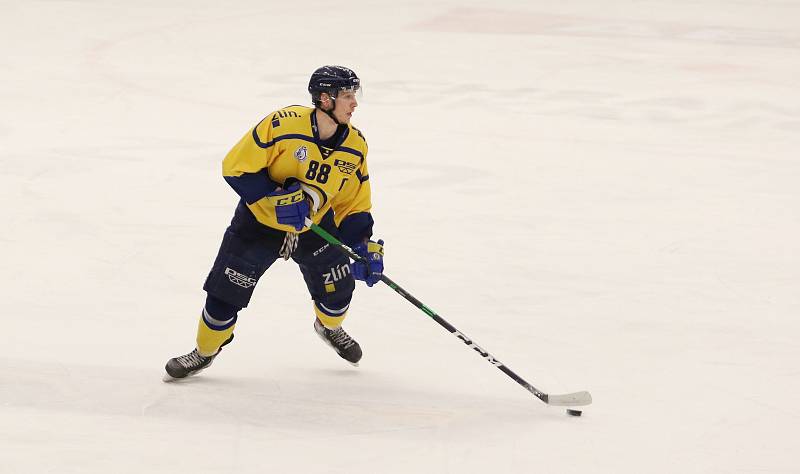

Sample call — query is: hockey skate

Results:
[163,335,234,381]
[314,318,362,366]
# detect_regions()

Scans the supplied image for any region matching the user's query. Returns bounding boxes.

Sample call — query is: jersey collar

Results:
[311,111,350,150]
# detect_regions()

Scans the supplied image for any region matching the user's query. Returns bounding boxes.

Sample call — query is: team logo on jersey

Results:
[294,146,309,162]
[224,267,256,288]
[334,159,357,175]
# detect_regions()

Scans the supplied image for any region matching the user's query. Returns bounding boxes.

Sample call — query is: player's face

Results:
[333,90,358,123]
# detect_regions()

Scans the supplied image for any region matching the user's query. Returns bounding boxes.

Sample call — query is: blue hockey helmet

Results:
[308,65,361,107]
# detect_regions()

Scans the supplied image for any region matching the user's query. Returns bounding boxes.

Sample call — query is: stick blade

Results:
[547,391,592,407]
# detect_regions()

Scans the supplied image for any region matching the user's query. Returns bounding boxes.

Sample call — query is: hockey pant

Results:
[198,201,355,354]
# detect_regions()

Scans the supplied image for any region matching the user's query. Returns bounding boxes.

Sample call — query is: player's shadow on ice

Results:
[155,367,545,432]
[2,358,551,434]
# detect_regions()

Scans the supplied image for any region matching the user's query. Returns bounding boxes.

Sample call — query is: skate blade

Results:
[162,369,203,383]
[315,331,361,367]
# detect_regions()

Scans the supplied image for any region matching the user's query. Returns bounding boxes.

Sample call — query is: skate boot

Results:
[164,335,234,381]
[314,318,362,366]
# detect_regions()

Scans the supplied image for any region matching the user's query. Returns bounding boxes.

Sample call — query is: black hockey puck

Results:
[566,409,582,417]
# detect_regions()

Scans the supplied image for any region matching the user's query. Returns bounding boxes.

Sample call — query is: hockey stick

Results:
[304,218,592,408]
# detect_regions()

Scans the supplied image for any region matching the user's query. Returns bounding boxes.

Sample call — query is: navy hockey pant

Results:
[202,201,355,322]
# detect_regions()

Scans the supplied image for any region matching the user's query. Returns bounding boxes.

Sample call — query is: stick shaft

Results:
[305,220,552,403]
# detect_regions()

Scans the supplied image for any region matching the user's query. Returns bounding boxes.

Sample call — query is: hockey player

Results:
[164,66,384,380]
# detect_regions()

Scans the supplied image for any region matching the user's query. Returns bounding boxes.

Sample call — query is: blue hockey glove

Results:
[351,239,384,287]
[266,182,309,231]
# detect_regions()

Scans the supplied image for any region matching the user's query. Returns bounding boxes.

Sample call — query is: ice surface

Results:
[1,1,798,473]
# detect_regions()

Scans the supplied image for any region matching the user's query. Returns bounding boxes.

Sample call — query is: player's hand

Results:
[351,239,384,287]
[266,182,309,232]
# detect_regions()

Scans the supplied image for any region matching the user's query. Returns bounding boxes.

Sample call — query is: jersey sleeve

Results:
[334,155,374,246]
[222,118,281,204]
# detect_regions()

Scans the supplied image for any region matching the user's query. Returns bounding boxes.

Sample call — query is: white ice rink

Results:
[1,1,799,472]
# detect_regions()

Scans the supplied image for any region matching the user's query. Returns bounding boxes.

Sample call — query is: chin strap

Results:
[320,98,340,125]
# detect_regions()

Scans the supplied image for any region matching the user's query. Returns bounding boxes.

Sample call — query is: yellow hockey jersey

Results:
[222,105,372,240]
